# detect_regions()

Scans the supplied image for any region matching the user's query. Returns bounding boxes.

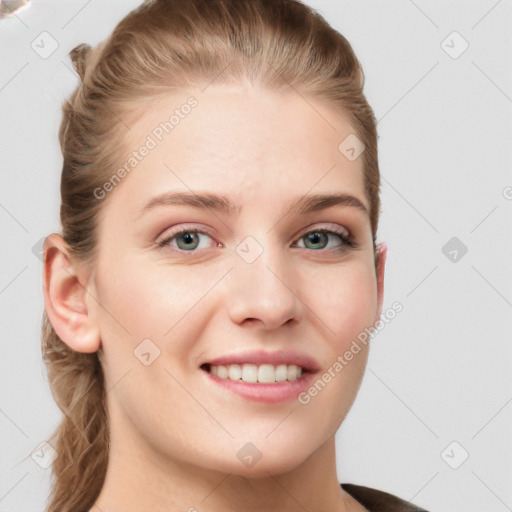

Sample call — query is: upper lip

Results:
[201,350,321,373]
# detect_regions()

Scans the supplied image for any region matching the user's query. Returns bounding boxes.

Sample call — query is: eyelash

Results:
[156,226,357,253]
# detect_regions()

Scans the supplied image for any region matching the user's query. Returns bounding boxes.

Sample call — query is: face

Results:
[87,81,385,476]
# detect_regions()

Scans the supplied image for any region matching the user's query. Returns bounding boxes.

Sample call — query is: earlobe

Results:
[42,233,100,354]
[375,242,387,323]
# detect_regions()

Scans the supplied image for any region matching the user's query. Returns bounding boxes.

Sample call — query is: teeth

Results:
[208,363,303,383]
[275,364,288,382]
[258,364,274,383]
[242,364,258,383]
[228,364,242,380]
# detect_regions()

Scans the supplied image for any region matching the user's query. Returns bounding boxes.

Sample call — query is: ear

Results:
[42,233,100,353]
[374,241,387,323]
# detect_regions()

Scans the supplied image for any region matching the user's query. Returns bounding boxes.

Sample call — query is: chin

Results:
[217,444,311,478]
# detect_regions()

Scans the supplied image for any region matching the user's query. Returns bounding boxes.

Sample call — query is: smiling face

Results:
[87,80,385,477]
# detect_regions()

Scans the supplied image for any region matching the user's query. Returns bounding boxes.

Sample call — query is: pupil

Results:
[307,232,326,249]
[178,232,198,249]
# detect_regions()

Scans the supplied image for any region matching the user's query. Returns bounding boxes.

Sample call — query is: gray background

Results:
[1,1,511,510]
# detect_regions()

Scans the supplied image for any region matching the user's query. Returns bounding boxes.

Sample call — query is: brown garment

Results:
[341,483,430,511]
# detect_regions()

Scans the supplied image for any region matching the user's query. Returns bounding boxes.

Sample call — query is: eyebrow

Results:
[137,191,369,219]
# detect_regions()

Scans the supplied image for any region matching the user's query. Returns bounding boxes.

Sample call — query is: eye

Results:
[294,228,355,251]
[156,226,356,253]
[157,227,218,252]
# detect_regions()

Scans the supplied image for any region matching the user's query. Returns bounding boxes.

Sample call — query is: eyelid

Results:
[156,222,354,249]
[295,222,350,239]
[155,223,216,245]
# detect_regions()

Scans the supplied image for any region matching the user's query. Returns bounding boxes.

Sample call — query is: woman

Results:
[41,0,429,510]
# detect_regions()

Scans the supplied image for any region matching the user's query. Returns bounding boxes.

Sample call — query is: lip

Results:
[202,370,317,403]
[200,349,321,404]
[200,349,321,373]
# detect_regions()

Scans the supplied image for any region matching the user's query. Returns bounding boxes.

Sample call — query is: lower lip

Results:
[202,369,317,404]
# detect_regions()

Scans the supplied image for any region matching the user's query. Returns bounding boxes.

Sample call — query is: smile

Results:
[202,363,303,383]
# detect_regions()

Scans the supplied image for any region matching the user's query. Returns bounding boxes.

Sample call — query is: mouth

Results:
[199,350,320,403]
[199,349,320,383]
[200,362,308,383]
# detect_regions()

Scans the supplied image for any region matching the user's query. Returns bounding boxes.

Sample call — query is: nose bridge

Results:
[228,233,299,327]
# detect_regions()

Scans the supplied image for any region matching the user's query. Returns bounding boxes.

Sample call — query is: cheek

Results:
[96,254,377,355]
[293,264,377,429]
[94,258,217,364]
[303,261,378,350]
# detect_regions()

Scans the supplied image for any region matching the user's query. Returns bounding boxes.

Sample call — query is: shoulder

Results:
[341,483,430,512]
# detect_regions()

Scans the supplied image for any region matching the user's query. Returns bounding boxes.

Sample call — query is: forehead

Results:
[105,82,368,218]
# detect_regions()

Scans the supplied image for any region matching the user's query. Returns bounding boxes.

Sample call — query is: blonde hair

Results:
[42,1,381,510]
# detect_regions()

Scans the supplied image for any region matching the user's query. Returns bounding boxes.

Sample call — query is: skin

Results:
[43,80,387,512]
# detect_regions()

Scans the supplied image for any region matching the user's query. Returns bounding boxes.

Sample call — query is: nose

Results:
[225,243,300,330]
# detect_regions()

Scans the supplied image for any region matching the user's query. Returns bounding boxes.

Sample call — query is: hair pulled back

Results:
[42,2,380,510]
